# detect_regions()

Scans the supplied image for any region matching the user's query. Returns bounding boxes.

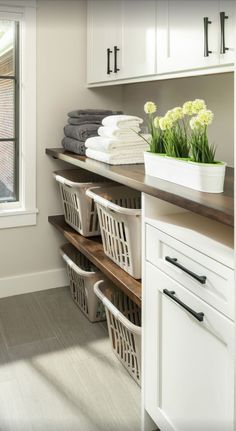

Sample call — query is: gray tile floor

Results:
[0,287,141,431]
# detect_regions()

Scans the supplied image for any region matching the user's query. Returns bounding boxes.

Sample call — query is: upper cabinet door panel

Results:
[156,0,219,74]
[87,0,234,86]
[219,0,235,65]
[119,0,156,79]
[87,0,121,84]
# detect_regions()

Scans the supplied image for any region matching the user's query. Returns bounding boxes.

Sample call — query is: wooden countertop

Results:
[46,148,234,227]
[49,215,141,306]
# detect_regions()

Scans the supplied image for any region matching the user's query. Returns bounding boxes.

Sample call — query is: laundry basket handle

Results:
[86,187,141,216]
[94,282,141,335]
[54,174,80,188]
[54,174,104,189]
[61,251,97,278]
[86,187,116,210]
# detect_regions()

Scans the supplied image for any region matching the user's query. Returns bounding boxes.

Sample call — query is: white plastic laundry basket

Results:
[94,279,141,385]
[60,243,106,322]
[54,169,109,237]
[86,185,141,279]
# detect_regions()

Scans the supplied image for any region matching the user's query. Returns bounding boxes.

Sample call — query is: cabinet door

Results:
[87,0,121,84]
[219,0,235,65]
[118,0,156,80]
[144,262,234,431]
[156,0,219,74]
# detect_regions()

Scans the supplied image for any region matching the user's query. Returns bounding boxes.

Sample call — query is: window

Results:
[0,19,19,203]
[0,1,37,228]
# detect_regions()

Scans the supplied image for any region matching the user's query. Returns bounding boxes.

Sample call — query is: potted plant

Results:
[143,99,226,193]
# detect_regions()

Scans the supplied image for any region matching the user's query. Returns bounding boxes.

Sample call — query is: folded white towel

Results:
[98,126,141,139]
[85,136,148,152]
[102,114,143,128]
[87,145,146,157]
[86,148,144,165]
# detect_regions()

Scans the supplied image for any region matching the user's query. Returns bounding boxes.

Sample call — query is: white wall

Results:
[0,0,123,295]
[123,73,234,166]
[0,0,233,297]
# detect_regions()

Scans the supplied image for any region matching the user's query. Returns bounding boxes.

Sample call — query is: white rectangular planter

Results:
[144,152,226,193]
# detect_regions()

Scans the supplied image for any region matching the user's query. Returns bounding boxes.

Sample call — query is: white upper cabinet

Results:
[219,0,235,65]
[87,0,235,85]
[156,0,219,74]
[87,0,121,84]
[156,0,235,75]
[119,0,156,80]
[87,0,156,84]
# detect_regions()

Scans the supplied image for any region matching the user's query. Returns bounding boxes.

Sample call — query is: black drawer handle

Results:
[163,289,204,322]
[107,48,112,74]
[114,45,120,73]
[220,11,229,54]
[165,256,207,285]
[203,17,212,57]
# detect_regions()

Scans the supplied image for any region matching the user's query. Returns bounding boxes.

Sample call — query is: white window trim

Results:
[0,1,37,229]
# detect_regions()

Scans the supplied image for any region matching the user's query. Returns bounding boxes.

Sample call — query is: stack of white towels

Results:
[85,115,149,165]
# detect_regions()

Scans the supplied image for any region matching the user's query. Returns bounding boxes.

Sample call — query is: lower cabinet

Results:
[144,261,234,431]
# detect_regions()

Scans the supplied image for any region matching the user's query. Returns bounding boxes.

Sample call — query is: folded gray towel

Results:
[68,118,103,125]
[62,137,85,156]
[68,109,117,118]
[64,124,99,141]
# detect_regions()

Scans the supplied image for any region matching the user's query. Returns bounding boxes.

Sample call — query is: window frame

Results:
[0,1,37,228]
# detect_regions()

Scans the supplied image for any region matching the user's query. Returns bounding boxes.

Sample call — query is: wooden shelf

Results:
[46,148,234,227]
[49,215,141,307]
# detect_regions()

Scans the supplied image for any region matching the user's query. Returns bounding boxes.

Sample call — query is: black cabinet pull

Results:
[107,48,112,74]
[163,289,205,322]
[220,11,229,54]
[165,256,207,285]
[203,17,212,57]
[114,46,120,73]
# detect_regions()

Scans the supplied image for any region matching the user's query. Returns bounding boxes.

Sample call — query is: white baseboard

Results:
[0,268,68,298]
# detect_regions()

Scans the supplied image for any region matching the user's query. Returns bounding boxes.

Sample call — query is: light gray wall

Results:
[123,73,234,166]
[0,0,123,281]
[0,0,233,288]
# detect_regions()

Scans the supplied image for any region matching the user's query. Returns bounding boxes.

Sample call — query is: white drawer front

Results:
[146,223,234,320]
[144,262,234,431]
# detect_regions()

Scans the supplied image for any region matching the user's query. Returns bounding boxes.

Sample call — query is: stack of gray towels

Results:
[62,109,122,155]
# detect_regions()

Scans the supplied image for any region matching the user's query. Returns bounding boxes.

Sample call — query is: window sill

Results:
[0,208,38,229]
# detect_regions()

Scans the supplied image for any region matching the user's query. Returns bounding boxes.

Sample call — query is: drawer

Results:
[146,223,234,320]
[144,261,234,431]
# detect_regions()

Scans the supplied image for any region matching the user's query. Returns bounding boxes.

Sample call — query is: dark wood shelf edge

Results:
[46,147,146,191]
[49,215,142,307]
[46,148,234,227]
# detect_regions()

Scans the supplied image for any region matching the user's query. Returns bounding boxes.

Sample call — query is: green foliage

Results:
[190,126,216,163]
[143,99,216,163]
[163,123,189,158]
[148,119,165,153]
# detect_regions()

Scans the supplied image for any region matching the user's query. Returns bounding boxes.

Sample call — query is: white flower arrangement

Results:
[144,101,157,114]
[159,116,173,131]
[142,101,165,153]
[159,106,189,158]
[192,99,207,113]
[183,99,206,115]
[189,108,215,163]
[143,98,216,163]
[143,99,225,193]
